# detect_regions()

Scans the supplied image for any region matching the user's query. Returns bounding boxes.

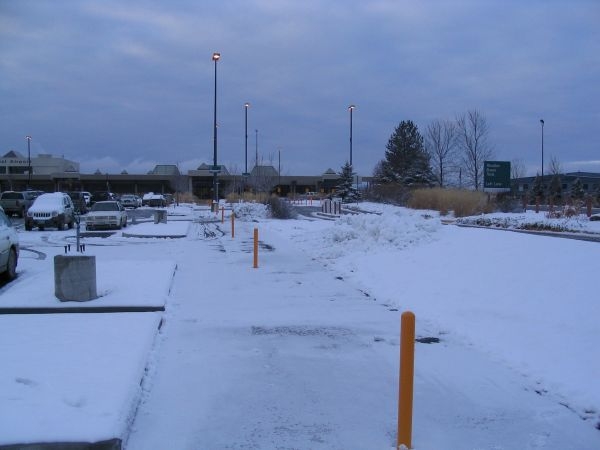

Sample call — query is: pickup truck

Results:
[0,191,38,217]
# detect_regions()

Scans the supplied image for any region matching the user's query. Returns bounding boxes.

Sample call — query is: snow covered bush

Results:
[232,202,268,221]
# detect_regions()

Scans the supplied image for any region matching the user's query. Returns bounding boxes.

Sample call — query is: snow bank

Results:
[317,208,441,259]
[457,210,600,234]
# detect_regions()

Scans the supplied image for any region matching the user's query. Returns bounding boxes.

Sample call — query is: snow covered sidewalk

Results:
[125,219,400,449]
[125,217,600,449]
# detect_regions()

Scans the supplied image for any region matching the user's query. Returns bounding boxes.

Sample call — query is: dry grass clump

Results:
[226,192,271,203]
[408,188,491,217]
[176,192,200,204]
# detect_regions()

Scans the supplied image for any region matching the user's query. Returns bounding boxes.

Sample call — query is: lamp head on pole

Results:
[244,102,250,109]
[25,135,32,142]
[348,104,356,111]
[212,52,221,61]
[540,119,544,126]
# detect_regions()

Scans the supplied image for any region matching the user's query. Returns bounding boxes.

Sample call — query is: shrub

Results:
[267,195,296,219]
[363,184,412,205]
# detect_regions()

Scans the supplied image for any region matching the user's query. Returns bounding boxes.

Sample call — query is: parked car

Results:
[67,191,88,214]
[120,194,141,209]
[90,191,116,204]
[142,193,166,207]
[85,201,128,230]
[0,191,38,217]
[25,192,75,231]
[0,207,19,280]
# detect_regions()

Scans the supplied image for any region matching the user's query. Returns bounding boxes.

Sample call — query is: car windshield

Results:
[91,202,119,212]
[1,192,22,199]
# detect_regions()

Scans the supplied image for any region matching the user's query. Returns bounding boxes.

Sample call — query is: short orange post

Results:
[253,228,258,268]
[231,213,235,238]
[221,206,225,223]
[397,311,415,450]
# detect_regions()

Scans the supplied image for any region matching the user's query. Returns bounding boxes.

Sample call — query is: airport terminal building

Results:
[0,151,366,198]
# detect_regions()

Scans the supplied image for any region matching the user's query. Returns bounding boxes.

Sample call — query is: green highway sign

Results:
[484,161,511,190]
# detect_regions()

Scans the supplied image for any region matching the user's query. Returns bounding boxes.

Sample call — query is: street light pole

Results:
[278,148,281,194]
[25,135,32,189]
[244,103,250,176]
[212,52,220,211]
[255,129,258,168]
[348,105,355,166]
[540,119,544,185]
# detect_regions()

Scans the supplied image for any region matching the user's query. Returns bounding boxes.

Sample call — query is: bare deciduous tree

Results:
[425,119,458,187]
[549,155,562,176]
[510,158,525,180]
[456,110,494,190]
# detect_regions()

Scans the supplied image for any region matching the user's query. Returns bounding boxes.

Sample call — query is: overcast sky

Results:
[1,0,599,177]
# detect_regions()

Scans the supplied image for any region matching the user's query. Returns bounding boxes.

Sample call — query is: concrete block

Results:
[153,210,167,224]
[54,255,98,302]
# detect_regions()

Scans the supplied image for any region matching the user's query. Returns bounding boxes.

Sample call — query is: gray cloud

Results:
[1,0,599,177]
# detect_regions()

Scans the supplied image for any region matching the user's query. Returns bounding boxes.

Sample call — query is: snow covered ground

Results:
[1,203,599,449]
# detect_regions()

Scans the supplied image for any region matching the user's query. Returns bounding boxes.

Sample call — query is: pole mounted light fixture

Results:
[25,135,32,188]
[244,103,250,177]
[540,119,544,184]
[211,52,221,210]
[348,105,356,167]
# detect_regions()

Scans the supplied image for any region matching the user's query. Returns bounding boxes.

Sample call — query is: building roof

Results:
[250,165,279,177]
[2,150,26,159]
[191,163,230,176]
[148,164,180,176]
[564,171,600,179]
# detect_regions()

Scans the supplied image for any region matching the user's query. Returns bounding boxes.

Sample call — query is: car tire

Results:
[123,218,127,228]
[3,248,17,281]
[57,218,64,230]
[68,217,74,229]
[25,223,32,231]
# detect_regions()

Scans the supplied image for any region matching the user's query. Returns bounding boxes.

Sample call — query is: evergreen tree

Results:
[336,162,360,203]
[570,178,585,200]
[548,174,562,204]
[530,174,544,201]
[377,120,434,185]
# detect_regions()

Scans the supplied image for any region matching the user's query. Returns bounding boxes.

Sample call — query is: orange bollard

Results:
[397,311,415,450]
[231,213,235,238]
[221,206,225,223]
[253,228,258,268]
